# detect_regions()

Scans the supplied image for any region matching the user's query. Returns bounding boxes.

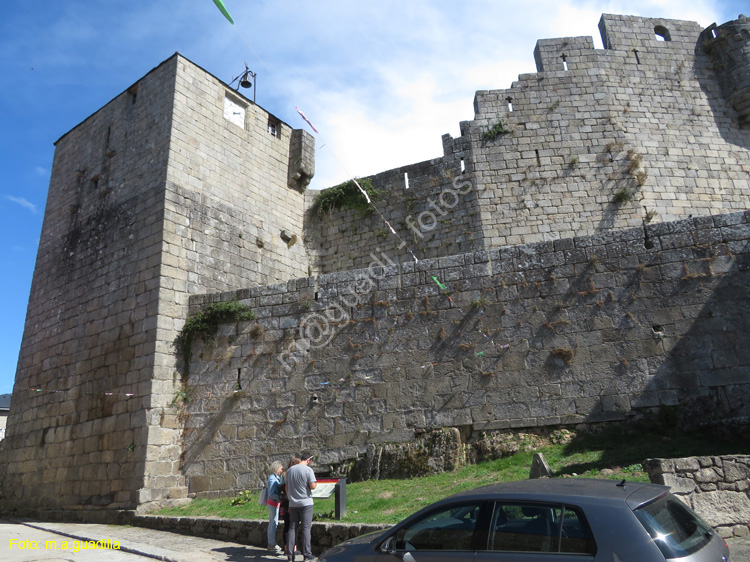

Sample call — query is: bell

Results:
[240,76,252,89]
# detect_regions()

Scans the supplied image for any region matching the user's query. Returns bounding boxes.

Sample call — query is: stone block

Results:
[724,461,750,483]
[674,457,701,472]
[693,491,750,527]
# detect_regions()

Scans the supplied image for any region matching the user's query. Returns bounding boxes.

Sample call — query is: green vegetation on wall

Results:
[178,299,255,375]
[310,178,383,217]
[482,120,511,141]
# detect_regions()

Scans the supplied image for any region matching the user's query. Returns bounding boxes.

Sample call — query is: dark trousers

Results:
[287,505,313,559]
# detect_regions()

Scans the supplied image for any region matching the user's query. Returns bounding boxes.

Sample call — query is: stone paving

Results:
[1,518,286,562]
[2,517,749,561]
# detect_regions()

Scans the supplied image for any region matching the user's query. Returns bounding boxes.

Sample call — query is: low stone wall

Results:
[644,455,750,538]
[133,514,390,555]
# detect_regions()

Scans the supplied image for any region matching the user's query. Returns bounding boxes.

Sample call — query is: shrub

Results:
[482,120,511,141]
[179,300,254,374]
[613,188,634,205]
[310,178,383,217]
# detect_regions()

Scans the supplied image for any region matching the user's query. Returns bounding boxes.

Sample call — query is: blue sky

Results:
[0,0,743,396]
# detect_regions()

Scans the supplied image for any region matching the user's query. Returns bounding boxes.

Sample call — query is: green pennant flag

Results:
[431,276,447,291]
[212,0,234,24]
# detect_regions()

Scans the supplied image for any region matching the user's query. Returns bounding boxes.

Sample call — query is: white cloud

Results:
[301,0,729,189]
[4,196,38,214]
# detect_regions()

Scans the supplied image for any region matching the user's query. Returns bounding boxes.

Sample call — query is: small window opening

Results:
[127,83,138,105]
[460,158,466,173]
[267,117,280,138]
[654,26,671,42]
[633,49,641,64]
[561,54,569,71]
[506,97,513,112]
[236,368,242,391]
[535,149,541,166]
[314,291,319,301]
[404,172,410,189]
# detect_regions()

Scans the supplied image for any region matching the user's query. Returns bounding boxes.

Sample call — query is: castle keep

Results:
[1,14,749,518]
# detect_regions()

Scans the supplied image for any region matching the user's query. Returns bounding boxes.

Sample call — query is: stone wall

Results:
[471,14,750,247]
[0,53,316,517]
[304,148,479,275]
[304,14,750,271]
[133,514,389,555]
[704,15,750,126]
[181,210,750,498]
[0,56,178,515]
[166,55,313,293]
[645,455,750,538]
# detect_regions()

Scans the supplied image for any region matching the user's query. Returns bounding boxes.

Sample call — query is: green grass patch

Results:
[155,426,743,525]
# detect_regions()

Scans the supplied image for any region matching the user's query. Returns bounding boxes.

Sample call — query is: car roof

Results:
[441,478,670,510]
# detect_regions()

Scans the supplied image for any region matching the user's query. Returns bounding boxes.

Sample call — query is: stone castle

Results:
[1,13,749,519]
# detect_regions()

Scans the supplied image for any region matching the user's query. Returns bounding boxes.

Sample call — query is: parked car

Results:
[313,478,730,561]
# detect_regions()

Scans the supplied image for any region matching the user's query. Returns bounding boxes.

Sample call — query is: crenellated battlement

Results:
[598,13,703,51]
[306,13,750,268]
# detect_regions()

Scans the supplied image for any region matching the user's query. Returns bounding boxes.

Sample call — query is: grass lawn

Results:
[154,425,743,525]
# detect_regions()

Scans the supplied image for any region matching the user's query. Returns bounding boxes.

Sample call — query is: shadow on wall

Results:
[696,20,750,148]
[589,237,750,428]
[649,238,750,427]
[182,392,241,469]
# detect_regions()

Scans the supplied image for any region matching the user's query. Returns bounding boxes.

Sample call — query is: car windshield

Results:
[634,494,713,558]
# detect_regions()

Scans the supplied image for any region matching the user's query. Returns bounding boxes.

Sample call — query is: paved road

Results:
[2,517,749,561]
[0,518,285,562]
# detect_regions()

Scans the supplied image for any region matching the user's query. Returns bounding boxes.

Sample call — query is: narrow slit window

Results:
[404,172,410,189]
[561,54,569,71]
[460,158,466,173]
[127,83,139,105]
[535,149,541,166]
[506,97,513,112]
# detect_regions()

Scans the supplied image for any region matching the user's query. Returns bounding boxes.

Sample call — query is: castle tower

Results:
[701,15,750,126]
[0,53,314,517]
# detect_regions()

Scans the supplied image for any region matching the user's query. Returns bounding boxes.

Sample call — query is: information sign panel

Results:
[311,478,339,499]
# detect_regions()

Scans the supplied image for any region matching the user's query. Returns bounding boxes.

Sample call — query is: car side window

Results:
[488,502,596,554]
[559,505,597,555]
[395,502,483,551]
[489,502,561,552]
